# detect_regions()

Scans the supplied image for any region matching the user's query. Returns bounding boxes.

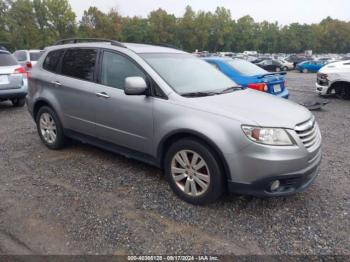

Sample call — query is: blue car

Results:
[296,60,326,73]
[203,57,289,99]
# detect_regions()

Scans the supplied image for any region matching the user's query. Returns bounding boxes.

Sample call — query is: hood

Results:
[177,89,311,129]
[319,60,350,73]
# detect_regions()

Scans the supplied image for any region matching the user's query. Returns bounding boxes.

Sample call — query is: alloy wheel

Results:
[39,112,57,144]
[171,150,210,197]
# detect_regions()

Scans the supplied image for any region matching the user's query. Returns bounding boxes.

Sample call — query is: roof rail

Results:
[53,38,127,48]
[147,43,180,50]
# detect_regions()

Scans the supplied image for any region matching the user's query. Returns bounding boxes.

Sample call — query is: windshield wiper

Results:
[182,86,242,97]
[216,86,242,94]
[182,91,219,97]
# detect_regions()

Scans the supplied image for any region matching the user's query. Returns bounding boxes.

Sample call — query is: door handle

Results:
[51,81,62,86]
[96,92,110,99]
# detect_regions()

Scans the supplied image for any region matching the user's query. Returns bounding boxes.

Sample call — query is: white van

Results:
[316,60,350,99]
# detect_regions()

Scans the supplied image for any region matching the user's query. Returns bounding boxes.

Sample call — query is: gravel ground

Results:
[0,72,349,255]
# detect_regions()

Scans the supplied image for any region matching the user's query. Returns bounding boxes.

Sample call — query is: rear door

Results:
[91,50,154,154]
[49,48,100,136]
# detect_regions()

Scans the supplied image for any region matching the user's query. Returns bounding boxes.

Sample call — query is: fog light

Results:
[270,180,280,191]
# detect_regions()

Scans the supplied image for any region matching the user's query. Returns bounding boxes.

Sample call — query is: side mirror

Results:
[124,77,148,96]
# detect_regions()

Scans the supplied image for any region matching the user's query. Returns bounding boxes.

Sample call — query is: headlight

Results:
[242,126,294,146]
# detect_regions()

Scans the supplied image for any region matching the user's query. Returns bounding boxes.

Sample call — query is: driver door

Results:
[91,50,154,155]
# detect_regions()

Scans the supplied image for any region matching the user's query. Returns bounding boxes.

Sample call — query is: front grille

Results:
[295,117,321,150]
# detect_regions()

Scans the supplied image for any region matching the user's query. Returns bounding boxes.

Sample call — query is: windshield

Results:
[30,52,43,61]
[226,59,267,76]
[141,53,237,94]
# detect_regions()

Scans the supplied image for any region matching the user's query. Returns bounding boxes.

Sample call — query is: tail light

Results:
[26,62,32,69]
[248,83,268,92]
[13,66,27,77]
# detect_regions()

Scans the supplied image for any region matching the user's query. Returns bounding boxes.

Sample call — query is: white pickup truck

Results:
[316,60,350,99]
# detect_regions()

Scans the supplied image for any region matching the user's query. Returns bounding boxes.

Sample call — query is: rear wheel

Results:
[276,67,281,72]
[164,138,225,205]
[36,106,66,149]
[12,98,25,107]
[283,66,288,71]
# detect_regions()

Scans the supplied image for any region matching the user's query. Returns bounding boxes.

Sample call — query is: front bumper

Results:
[225,122,322,197]
[228,150,321,196]
[315,82,330,96]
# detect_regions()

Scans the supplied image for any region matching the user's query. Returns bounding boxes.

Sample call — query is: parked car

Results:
[251,57,270,64]
[13,49,44,71]
[296,60,327,73]
[203,57,289,99]
[26,38,322,205]
[0,50,27,107]
[256,59,284,72]
[278,59,294,71]
[285,55,311,68]
[316,60,350,99]
[0,45,7,51]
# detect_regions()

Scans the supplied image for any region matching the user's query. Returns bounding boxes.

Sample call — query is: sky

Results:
[69,0,350,25]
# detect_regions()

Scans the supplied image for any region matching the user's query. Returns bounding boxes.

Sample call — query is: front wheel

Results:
[12,98,25,107]
[336,85,350,100]
[283,67,288,71]
[303,68,308,73]
[36,106,66,149]
[164,138,225,205]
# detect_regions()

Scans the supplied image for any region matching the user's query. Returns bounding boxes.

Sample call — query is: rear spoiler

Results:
[257,72,287,79]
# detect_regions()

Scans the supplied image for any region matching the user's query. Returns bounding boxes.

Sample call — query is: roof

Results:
[202,56,237,62]
[47,41,185,54]
[123,43,185,54]
[14,49,44,52]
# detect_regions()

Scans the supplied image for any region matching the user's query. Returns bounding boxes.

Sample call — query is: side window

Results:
[61,48,97,81]
[43,49,65,73]
[101,51,146,90]
[14,51,27,62]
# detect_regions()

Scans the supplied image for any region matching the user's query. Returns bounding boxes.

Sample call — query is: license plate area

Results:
[0,75,9,85]
[273,84,282,93]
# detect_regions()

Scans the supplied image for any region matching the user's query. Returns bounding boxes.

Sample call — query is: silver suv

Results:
[0,50,27,107]
[26,39,322,204]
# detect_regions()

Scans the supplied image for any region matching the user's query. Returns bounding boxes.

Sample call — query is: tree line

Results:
[1,0,350,53]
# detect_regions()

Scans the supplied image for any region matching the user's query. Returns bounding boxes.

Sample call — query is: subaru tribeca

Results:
[26,39,322,205]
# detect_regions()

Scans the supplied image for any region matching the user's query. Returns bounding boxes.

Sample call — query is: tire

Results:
[164,138,225,205]
[336,86,350,100]
[12,98,25,107]
[276,67,281,72]
[283,67,288,71]
[303,68,308,73]
[36,106,65,149]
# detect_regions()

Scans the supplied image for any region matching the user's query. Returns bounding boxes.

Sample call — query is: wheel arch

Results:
[157,129,230,181]
[33,98,57,121]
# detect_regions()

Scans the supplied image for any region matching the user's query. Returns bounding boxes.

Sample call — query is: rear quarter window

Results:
[61,48,97,82]
[0,52,18,66]
[43,49,65,73]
